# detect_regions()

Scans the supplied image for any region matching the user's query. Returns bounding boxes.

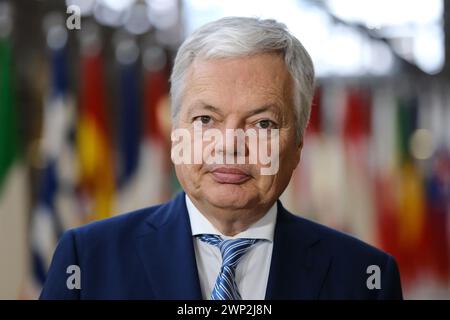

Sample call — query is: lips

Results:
[210,167,251,184]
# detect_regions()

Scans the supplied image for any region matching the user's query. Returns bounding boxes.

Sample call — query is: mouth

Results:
[209,167,251,184]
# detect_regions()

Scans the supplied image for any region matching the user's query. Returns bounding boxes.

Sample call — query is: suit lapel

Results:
[265,201,332,299]
[135,192,202,299]
[135,193,331,300]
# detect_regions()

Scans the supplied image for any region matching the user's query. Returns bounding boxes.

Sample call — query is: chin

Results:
[203,183,257,209]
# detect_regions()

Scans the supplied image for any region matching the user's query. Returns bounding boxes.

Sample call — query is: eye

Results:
[256,119,276,129]
[194,115,212,125]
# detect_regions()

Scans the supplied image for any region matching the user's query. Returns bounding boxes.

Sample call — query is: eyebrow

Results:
[244,104,281,118]
[186,101,282,119]
[186,102,224,118]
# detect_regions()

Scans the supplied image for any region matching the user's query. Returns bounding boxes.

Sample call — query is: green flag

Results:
[0,37,19,191]
[0,36,28,300]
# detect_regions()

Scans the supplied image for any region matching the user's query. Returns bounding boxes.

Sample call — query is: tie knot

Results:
[197,234,260,269]
[197,234,261,300]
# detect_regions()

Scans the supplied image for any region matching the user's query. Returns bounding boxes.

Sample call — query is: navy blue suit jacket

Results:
[40,192,403,299]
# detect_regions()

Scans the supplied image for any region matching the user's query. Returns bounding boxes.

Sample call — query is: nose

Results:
[217,119,249,160]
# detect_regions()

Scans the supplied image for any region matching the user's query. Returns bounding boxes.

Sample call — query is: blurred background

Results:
[0,0,449,299]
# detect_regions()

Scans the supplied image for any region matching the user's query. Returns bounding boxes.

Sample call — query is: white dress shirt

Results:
[186,195,277,300]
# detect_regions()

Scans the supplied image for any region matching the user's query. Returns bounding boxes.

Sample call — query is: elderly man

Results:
[40,17,402,300]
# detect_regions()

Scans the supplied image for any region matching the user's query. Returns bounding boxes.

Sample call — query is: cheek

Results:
[257,136,298,190]
[255,174,275,190]
[175,164,203,185]
[252,162,292,197]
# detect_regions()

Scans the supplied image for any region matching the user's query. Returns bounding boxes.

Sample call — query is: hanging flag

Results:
[117,55,140,188]
[115,38,143,213]
[372,85,401,261]
[415,88,450,284]
[343,87,371,142]
[0,40,18,190]
[394,95,427,286]
[0,32,29,299]
[287,83,348,229]
[27,23,75,297]
[340,86,375,243]
[77,42,116,220]
[130,46,173,206]
[282,87,322,215]
[423,149,450,282]
[306,86,322,135]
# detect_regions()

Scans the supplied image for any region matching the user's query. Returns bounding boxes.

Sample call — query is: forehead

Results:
[182,53,293,110]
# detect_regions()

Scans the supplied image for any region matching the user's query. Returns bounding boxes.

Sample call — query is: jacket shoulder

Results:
[283,209,393,262]
[67,195,182,254]
[73,204,160,239]
[282,210,403,299]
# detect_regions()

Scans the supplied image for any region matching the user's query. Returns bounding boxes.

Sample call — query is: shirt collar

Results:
[185,194,277,242]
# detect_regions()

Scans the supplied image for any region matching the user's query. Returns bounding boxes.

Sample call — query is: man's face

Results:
[172,53,302,212]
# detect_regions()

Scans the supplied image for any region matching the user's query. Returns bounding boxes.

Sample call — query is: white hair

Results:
[170,16,315,142]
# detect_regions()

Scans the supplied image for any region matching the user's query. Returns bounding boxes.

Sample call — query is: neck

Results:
[189,196,272,236]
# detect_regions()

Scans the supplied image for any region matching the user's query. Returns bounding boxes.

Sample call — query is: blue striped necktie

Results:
[197,234,260,300]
